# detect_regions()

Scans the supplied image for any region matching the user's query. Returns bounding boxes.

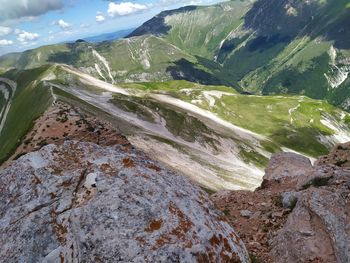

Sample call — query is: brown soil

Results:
[4,101,131,168]
[211,180,296,262]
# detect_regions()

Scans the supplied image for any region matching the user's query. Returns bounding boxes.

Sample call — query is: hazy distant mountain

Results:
[83,28,135,43]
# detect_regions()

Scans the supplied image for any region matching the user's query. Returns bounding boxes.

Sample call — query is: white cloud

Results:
[17,30,39,43]
[0,26,12,36]
[57,19,71,30]
[96,15,105,23]
[0,0,63,23]
[107,2,148,17]
[0,39,14,46]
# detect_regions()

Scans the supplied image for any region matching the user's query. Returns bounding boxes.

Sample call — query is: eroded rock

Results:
[263,152,314,187]
[0,141,250,263]
[212,144,350,263]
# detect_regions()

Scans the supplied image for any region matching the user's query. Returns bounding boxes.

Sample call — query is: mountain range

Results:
[0,0,350,191]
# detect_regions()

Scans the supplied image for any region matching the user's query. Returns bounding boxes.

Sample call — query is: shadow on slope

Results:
[127,6,197,37]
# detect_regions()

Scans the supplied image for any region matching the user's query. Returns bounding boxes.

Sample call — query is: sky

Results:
[0,0,226,55]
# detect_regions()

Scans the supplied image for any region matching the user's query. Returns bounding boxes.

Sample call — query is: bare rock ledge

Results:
[0,141,250,263]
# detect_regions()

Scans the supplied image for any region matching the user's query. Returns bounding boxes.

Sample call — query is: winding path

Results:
[0,78,17,136]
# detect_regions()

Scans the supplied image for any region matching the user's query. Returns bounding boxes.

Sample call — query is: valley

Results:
[1,1,350,262]
[1,64,350,192]
[0,0,349,192]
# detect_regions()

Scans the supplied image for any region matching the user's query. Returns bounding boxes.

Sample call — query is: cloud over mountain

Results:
[107,2,148,17]
[0,0,63,23]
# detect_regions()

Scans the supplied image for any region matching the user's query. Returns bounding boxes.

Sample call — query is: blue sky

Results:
[0,0,226,55]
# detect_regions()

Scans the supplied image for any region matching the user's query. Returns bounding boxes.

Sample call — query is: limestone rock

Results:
[281,192,298,209]
[271,188,350,263]
[0,141,250,263]
[212,144,350,263]
[263,152,314,187]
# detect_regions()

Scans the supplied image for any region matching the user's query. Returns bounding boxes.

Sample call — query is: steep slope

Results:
[0,66,54,163]
[128,0,350,110]
[212,142,350,262]
[218,0,350,108]
[128,1,255,59]
[2,65,350,192]
[2,0,348,109]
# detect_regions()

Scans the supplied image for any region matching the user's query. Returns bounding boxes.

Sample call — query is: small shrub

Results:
[223,208,230,216]
[250,254,264,263]
[302,176,331,190]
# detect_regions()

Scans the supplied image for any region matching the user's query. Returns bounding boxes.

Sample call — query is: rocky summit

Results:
[0,140,250,263]
[212,143,350,263]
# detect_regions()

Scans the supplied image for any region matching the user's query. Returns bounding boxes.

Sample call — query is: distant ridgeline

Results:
[0,0,349,110]
[1,0,350,191]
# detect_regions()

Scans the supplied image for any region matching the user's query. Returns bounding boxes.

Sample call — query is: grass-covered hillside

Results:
[1,65,350,191]
[0,66,54,163]
[1,0,348,110]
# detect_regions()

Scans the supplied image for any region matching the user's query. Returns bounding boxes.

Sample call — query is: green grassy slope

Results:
[0,66,54,163]
[120,80,349,158]
[1,65,350,190]
[0,0,349,110]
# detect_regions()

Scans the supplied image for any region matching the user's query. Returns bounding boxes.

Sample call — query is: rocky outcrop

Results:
[270,148,350,263]
[0,141,250,263]
[212,144,350,263]
[263,152,314,186]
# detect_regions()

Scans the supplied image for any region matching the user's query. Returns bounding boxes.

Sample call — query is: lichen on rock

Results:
[0,140,250,263]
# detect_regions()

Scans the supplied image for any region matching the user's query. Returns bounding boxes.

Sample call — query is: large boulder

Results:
[0,141,250,263]
[271,187,350,263]
[263,152,314,188]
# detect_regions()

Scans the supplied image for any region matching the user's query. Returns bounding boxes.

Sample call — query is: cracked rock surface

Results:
[0,140,250,263]
[212,143,350,263]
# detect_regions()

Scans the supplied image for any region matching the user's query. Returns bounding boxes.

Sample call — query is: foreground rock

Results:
[0,141,250,262]
[212,144,350,263]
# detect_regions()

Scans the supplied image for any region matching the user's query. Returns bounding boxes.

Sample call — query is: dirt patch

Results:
[3,101,131,168]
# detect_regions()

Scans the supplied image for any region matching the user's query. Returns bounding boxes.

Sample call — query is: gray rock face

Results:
[281,191,298,209]
[263,152,314,186]
[271,188,350,263]
[269,149,350,263]
[0,141,250,263]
